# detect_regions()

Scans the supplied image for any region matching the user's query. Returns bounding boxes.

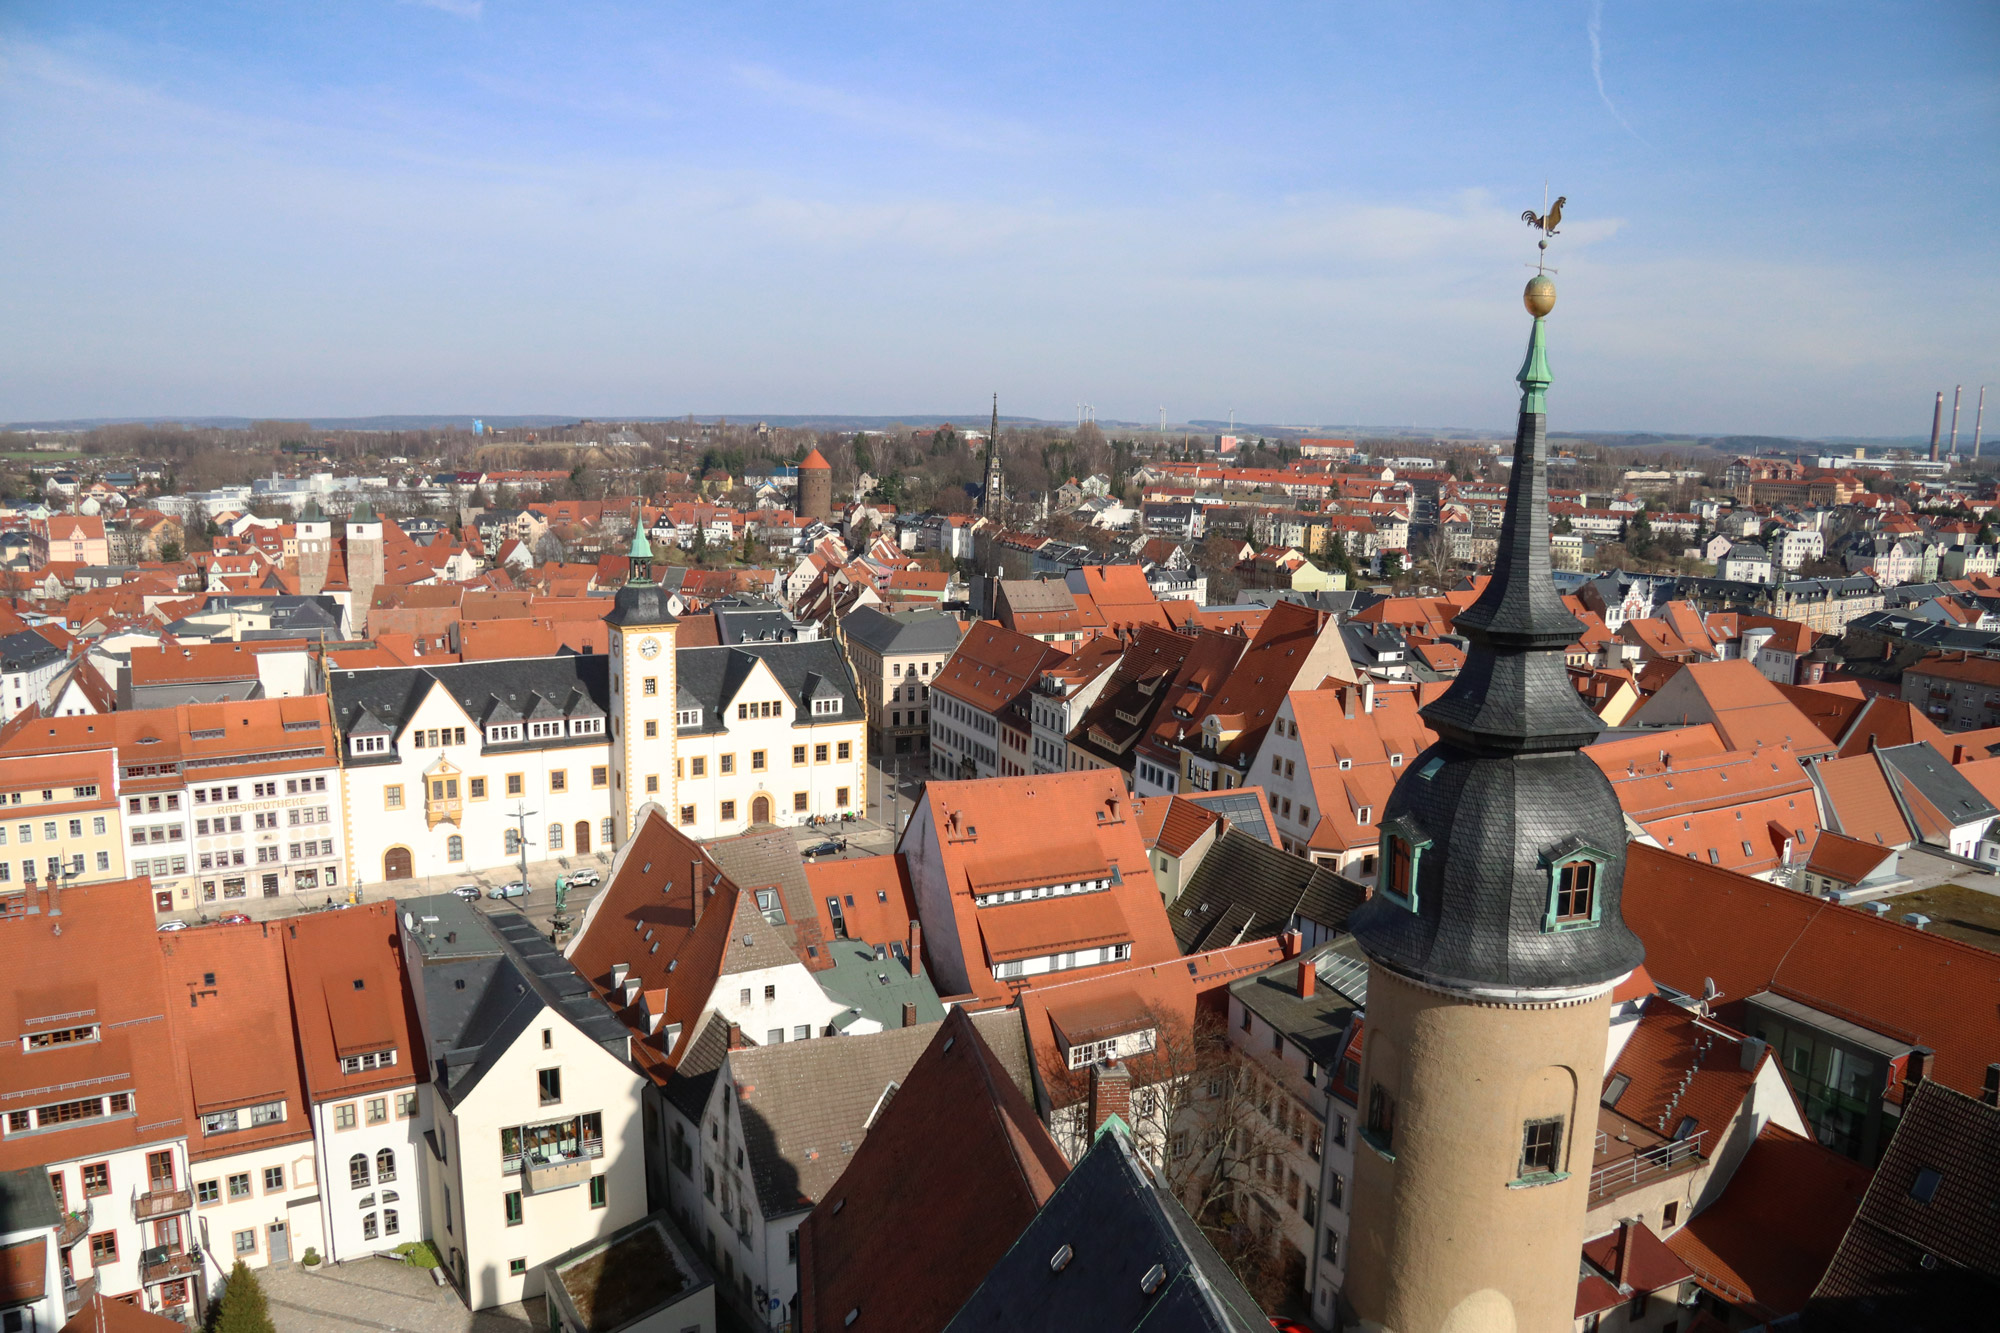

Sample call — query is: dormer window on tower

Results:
[1540,837,1608,933]
[1376,816,1430,913]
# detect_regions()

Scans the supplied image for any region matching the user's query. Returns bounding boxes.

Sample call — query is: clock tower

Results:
[606,528,679,845]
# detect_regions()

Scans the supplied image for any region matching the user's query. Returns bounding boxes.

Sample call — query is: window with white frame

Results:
[487,724,523,744]
[339,1049,397,1075]
[351,736,387,755]
[811,697,841,717]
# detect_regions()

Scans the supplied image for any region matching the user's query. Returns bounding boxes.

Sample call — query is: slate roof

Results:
[401,894,631,1108]
[1229,941,1364,1068]
[840,605,966,657]
[1173,826,1366,952]
[0,629,62,674]
[726,1009,1033,1220]
[1810,1079,2000,1331]
[798,1009,1069,1333]
[941,1127,1271,1333]
[674,640,860,736]
[0,1167,59,1236]
[328,655,611,765]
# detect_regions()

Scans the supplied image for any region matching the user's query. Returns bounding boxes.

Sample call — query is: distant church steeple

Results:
[980,394,1006,518]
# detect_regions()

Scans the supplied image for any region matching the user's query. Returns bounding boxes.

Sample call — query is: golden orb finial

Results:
[1524,273,1556,318]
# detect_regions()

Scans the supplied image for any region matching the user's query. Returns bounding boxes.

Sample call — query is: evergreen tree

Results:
[210,1260,276,1333]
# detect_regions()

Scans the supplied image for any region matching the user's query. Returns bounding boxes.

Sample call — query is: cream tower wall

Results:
[610,620,678,847]
[1345,965,1612,1333]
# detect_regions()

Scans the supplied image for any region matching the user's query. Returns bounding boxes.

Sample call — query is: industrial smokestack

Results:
[1976,386,1988,461]
[1931,391,1944,462]
[1950,385,1963,458]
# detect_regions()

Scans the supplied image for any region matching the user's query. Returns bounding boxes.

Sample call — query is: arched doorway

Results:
[751,794,771,825]
[574,821,591,855]
[383,847,412,881]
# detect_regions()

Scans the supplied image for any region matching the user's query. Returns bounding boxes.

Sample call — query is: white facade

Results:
[423,1016,646,1310]
[188,762,346,908]
[188,1137,324,1296]
[672,665,865,839]
[307,1081,429,1264]
[45,1140,200,1322]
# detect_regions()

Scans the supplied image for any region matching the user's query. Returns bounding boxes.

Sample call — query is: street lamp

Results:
[507,803,538,897]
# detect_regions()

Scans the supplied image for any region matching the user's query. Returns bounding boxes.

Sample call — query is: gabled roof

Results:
[1666,1124,1870,1319]
[940,1127,1272,1333]
[1802,831,1897,884]
[1172,826,1364,952]
[1627,659,1834,759]
[1812,1079,2000,1330]
[727,1009,1033,1220]
[281,901,423,1101]
[1622,842,2000,1102]
[1600,1002,1776,1151]
[798,1009,1068,1333]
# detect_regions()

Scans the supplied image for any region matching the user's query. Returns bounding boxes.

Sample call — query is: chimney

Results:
[1983,1063,1999,1109]
[692,863,706,926]
[726,1021,744,1051]
[1954,744,1967,765]
[1739,1035,1766,1071]
[1931,391,1944,463]
[1615,1219,1636,1291]
[610,962,630,989]
[1297,959,1316,1000]
[907,920,923,978]
[1087,1060,1132,1133]
[901,1002,917,1028]
[1906,1045,1933,1089]
[1342,687,1355,720]
[1280,929,1303,959]
[1361,680,1375,714]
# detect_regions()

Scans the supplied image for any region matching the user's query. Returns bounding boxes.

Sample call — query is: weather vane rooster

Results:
[1522,195,1565,236]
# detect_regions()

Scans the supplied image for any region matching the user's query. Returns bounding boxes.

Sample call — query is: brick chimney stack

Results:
[1906,1045,1933,1089]
[901,1002,917,1028]
[1615,1219,1635,1290]
[1298,958,1316,1000]
[1088,1060,1132,1134]
[726,1021,744,1051]
[1281,929,1303,960]
[907,920,923,978]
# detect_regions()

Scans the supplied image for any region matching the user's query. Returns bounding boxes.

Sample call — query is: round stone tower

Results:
[1342,275,1645,1333]
[797,446,833,523]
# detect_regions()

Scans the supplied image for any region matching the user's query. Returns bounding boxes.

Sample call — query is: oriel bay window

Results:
[500,1112,603,1174]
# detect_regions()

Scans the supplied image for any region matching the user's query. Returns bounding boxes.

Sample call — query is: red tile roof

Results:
[1623,842,2000,1101]
[0,878,190,1172]
[1582,1219,1695,1296]
[1802,831,1897,885]
[160,923,314,1161]
[280,901,423,1102]
[1667,1123,1871,1318]
[803,854,918,950]
[1603,1003,1780,1150]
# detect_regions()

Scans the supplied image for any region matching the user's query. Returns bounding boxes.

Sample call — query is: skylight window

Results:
[1910,1166,1942,1204]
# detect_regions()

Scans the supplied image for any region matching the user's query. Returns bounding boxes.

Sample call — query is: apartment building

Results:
[399,895,646,1310]
[282,903,430,1264]
[160,925,322,1297]
[1025,639,1122,777]
[0,633,65,727]
[1,878,199,1323]
[0,751,124,900]
[928,623,1067,781]
[836,606,964,760]
[0,698,344,915]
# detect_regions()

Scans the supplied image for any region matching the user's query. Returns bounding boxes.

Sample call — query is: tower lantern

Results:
[1342,248,1644,1333]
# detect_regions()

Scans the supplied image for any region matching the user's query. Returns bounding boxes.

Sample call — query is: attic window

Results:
[1601,1074,1630,1108]
[1910,1166,1942,1204]
[1417,757,1443,781]
[352,979,365,991]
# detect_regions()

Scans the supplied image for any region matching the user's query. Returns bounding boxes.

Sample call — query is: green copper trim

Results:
[628,528,653,561]
[1517,315,1551,415]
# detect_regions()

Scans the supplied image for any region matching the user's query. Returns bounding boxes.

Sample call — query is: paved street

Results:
[261,1258,540,1333]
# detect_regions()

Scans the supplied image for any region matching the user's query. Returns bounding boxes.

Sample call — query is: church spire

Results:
[980,394,1006,517]
[1417,273,1604,755]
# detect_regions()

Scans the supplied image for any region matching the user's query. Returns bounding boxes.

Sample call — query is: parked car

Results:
[451,884,482,901]
[567,869,601,888]
[489,882,529,900]
[156,920,189,932]
[218,912,253,925]
[802,839,839,859]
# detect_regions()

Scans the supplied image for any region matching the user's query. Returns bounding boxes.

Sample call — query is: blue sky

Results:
[2,1,1994,436]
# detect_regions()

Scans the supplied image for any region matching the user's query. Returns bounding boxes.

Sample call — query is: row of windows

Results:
[3,1091,132,1136]
[0,853,107,885]
[331,1090,418,1128]
[680,741,851,780]
[675,789,851,826]
[0,817,107,843]
[2,784,100,805]
[196,1164,289,1204]
[1378,832,1600,932]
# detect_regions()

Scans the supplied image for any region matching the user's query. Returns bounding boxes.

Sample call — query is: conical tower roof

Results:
[798,447,831,471]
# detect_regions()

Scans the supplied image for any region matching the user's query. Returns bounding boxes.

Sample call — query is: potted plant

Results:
[300,1247,321,1269]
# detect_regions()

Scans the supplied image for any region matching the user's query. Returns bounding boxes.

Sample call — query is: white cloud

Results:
[403,0,484,18]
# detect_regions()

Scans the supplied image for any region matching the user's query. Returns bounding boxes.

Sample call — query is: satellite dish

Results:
[403,912,415,931]
[1701,977,1718,1002]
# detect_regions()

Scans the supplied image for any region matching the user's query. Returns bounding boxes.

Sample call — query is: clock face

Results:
[639,636,661,660]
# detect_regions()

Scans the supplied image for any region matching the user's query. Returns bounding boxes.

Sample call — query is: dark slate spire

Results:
[607,527,674,627]
[1348,273,1643,994]
[1419,297,1605,755]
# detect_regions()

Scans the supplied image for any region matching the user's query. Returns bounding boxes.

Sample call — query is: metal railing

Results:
[502,1136,604,1176]
[132,1186,192,1222]
[58,1202,91,1248]
[1588,1131,1705,1201]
